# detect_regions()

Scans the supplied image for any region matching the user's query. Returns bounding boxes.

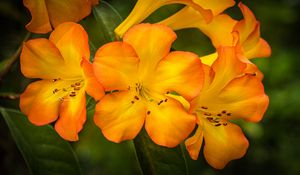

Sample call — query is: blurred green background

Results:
[1,0,300,175]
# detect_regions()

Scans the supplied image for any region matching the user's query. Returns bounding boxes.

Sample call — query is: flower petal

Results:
[20,80,61,126]
[49,22,90,68]
[152,51,204,100]
[200,52,218,66]
[123,24,176,72]
[81,58,104,101]
[197,14,237,47]
[20,38,67,79]
[23,0,52,33]
[245,38,271,59]
[203,121,249,169]
[114,0,212,37]
[93,42,139,91]
[94,91,146,143]
[145,97,196,147]
[218,74,269,122]
[45,0,92,28]
[193,0,235,15]
[185,126,204,160]
[55,90,86,141]
[209,47,246,92]
[234,3,257,44]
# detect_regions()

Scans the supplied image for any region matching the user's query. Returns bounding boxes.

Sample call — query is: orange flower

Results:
[159,2,271,64]
[23,0,99,34]
[93,23,204,147]
[114,0,234,37]
[20,22,104,141]
[184,46,269,169]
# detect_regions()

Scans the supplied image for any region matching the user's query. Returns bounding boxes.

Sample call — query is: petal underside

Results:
[23,0,52,33]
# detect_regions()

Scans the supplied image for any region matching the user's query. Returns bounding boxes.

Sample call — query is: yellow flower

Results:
[20,22,104,141]
[184,46,269,169]
[114,0,228,37]
[23,0,99,33]
[93,23,204,147]
[159,2,271,65]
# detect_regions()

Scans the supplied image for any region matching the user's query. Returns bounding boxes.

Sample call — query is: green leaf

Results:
[134,129,189,175]
[0,107,82,175]
[81,1,123,59]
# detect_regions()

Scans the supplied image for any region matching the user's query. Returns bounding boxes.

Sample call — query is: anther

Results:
[63,88,67,92]
[74,87,81,91]
[222,110,226,114]
[128,86,131,90]
[53,79,58,82]
[223,123,228,126]
[204,112,212,116]
[164,99,168,102]
[206,117,213,120]
[166,91,170,94]
[217,113,222,117]
[69,94,76,97]
[75,82,81,86]
[134,96,139,100]
[52,89,59,94]
[71,84,75,87]
[147,111,151,115]
[201,106,208,110]
[158,100,163,105]
[227,113,232,116]
[131,101,135,104]
[215,124,221,127]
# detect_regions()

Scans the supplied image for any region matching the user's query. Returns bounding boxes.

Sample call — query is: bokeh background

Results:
[1,0,300,175]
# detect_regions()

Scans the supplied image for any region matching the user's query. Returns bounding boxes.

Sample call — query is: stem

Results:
[0,32,31,79]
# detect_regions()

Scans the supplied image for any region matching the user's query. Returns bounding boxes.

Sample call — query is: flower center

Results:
[195,106,231,127]
[51,78,84,101]
[128,83,169,115]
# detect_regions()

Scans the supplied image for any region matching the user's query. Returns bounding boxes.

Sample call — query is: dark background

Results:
[1,0,300,174]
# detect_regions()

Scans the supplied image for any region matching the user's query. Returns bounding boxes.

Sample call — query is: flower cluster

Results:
[20,0,271,169]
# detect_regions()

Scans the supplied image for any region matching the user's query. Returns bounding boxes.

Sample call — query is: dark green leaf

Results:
[134,129,189,175]
[0,107,82,175]
[81,1,123,59]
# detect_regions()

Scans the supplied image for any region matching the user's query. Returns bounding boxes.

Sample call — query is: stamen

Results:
[222,110,226,114]
[201,106,208,110]
[158,100,163,105]
[52,89,59,94]
[215,123,221,127]
[75,82,81,86]
[147,111,151,115]
[227,113,232,116]
[74,87,81,91]
[164,98,168,102]
[217,113,222,117]
[134,96,139,100]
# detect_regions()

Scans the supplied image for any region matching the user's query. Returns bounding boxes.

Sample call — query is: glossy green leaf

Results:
[134,129,189,175]
[0,107,82,175]
[81,1,123,59]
